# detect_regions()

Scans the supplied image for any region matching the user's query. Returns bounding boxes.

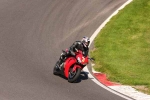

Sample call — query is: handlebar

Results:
[88,57,95,61]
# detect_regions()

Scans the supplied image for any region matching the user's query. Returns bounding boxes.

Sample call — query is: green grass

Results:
[90,0,150,94]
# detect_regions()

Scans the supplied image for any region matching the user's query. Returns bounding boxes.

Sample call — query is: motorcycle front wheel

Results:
[68,67,81,83]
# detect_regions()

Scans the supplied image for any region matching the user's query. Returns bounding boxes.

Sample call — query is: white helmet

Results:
[81,37,90,48]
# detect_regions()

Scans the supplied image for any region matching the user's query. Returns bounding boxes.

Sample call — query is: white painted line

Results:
[83,0,134,100]
[89,0,133,45]
[83,67,133,100]
[109,86,150,100]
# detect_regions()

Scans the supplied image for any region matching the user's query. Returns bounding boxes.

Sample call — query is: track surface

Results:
[0,0,128,100]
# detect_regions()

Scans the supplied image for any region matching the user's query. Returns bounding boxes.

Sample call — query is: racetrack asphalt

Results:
[0,0,132,100]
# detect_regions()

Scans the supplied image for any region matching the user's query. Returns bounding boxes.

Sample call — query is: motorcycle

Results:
[53,49,93,83]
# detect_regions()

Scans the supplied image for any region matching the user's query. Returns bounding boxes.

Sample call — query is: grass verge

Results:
[90,0,150,94]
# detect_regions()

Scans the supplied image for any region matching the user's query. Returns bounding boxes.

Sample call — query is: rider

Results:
[57,36,90,68]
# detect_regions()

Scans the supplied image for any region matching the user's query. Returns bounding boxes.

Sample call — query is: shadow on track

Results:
[53,71,89,83]
[73,71,89,83]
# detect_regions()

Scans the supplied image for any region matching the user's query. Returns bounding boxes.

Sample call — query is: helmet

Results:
[81,37,90,48]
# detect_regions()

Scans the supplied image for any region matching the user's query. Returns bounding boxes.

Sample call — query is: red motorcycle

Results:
[53,50,93,83]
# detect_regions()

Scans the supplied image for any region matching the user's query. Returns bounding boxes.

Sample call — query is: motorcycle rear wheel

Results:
[68,67,81,83]
[53,61,60,75]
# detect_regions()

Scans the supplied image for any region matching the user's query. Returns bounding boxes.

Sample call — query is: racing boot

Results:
[57,56,65,70]
[57,50,68,69]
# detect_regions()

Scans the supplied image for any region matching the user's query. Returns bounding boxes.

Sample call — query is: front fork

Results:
[72,64,82,72]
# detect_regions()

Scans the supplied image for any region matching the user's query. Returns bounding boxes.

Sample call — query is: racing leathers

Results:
[57,41,89,68]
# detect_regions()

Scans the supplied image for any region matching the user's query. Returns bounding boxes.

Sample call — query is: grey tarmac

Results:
[0,0,129,100]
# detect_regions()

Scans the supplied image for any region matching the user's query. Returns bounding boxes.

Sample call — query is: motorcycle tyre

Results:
[53,61,60,75]
[68,68,81,83]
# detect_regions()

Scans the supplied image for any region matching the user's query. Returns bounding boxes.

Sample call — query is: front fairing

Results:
[64,57,76,78]
[64,50,89,78]
[76,55,89,65]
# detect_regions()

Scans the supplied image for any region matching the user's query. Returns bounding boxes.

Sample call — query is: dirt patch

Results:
[132,85,149,94]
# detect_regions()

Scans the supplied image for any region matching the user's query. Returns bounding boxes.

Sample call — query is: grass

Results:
[90,0,150,94]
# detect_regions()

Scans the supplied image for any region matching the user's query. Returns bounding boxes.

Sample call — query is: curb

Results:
[85,0,150,99]
[92,67,150,100]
